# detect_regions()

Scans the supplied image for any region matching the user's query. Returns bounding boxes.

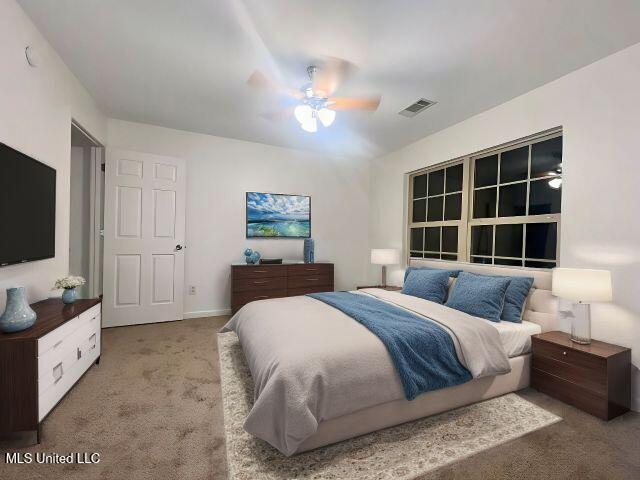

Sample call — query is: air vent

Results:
[398,98,437,117]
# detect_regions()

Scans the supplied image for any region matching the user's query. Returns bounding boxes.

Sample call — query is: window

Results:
[408,130,562,268]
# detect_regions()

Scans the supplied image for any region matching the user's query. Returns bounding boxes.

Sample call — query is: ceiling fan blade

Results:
[327,96,381,111]
[312,57,356,97]
[247,70,303,99]
[260,106,295,122]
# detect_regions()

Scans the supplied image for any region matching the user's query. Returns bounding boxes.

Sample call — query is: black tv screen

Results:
[0,143,56,267]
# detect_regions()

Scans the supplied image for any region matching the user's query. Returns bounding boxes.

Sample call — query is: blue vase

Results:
[62,287,77,304]
[0,287,37,333]
[304,238,315,263]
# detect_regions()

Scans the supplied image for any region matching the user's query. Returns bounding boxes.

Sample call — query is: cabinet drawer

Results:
[532,369,607,419]
[233,276,287,292]
[38,339,99,422]
[532,338,605,373]
[287,264,333,276]
[288,286,334,297]
[532,354,606,396]
[233,265,287,279]
[287,274,332,289]
[235,289,287,304]
[38,314,84,355]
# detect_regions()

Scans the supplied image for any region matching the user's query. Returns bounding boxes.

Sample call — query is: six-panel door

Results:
[102,149,186,327]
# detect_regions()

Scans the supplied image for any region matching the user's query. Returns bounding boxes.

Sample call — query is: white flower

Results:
[54,275,86,290]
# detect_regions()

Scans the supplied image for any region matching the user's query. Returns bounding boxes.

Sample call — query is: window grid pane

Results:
[408,133,560,269]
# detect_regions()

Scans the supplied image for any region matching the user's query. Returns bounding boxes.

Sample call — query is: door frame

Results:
[71,120,104,298]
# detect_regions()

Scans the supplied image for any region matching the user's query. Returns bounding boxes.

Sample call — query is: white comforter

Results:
[221,289,511,456]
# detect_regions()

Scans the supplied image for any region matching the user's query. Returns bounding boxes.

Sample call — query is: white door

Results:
[103,148,186,327]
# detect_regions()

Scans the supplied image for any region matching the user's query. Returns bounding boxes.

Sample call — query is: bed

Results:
[222,260,558,456]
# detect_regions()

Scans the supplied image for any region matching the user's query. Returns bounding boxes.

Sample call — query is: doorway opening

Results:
[70,121,104,299]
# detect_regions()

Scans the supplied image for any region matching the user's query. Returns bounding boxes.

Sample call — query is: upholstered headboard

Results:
[409,259,558,332]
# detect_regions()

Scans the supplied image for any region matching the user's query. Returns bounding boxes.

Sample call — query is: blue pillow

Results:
[445,272,511,322]
[500,276,534,323]
[404,266,462,282]
[401,269,452,304]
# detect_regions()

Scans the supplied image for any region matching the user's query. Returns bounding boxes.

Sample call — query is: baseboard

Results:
[183,308,232,319]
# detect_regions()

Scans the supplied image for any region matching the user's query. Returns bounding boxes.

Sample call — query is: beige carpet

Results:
[1,316,639,480]
[0,316,228,480]
[218,331,560,480]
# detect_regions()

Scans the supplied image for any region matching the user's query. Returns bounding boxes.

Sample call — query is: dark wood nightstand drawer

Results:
[287,274,332,289]
[288,286,333,296]
[532,369,608,419]
[531,331,631,421]
[532,337,605,372]
[287,264,333,276]
[233,276,287,292]
[532,355,606,396]
[232,265,287,279]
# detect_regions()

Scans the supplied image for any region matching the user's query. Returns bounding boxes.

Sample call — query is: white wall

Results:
[107,119,370,317]
[0,0,106,310]
[370,42,640,410]
[69,145,91,298]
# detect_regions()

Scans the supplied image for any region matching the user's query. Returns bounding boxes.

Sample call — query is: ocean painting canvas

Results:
[246,192,311,238]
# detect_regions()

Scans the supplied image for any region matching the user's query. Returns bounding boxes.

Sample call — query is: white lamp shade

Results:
[552,268,612,303]
[371,248,400,265]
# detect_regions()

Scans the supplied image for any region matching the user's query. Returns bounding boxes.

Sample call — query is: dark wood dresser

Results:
[231,262,334,314]
[531,331,631,420]
[0,298,101,442]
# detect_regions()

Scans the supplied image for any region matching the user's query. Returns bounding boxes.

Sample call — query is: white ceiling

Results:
[19,0,640,157]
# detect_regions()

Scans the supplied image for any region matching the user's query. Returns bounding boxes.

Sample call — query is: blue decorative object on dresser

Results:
[244,248,261,264]
[62,288,78,305]
[402,269,453,304]
[445,272,511,322]
[0,287,37,333]
[303,238,315,263]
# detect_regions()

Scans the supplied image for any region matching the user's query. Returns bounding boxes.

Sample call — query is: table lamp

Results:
[552,268,612,344]
[371,249,400,287]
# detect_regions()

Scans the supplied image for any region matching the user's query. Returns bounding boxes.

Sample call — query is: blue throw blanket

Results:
[308,292,472,400]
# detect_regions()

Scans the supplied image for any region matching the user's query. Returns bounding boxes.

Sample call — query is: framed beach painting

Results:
[246,192,311,238]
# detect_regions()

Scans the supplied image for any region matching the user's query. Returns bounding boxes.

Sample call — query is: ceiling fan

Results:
[247,57,381,133]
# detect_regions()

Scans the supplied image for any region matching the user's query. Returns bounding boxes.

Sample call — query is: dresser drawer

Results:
[287,264,333,276]
[38,314,85,355]
[288,286,334,296]
[532,338,605,373]
[38,336,100,422]
[287,274,332,289]
[235,289,287,304]
[233,276,287,292]
[233,265,287,279]
[38,314,100,391]
[532,354,606,396]
[532,369,607,419]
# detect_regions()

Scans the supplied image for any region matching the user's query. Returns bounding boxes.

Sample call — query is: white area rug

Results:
[218,332,561,480]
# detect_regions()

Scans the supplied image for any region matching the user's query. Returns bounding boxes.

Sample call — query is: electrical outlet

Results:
[188,285,196,295]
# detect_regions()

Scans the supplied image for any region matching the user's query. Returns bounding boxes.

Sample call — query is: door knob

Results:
[175,244,184,251]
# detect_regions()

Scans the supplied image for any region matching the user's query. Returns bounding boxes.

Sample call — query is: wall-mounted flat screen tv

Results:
[246,192,311,238]
[0,143,56,266]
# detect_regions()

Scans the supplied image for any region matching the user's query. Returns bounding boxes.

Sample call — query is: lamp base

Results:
[570,302,591,345]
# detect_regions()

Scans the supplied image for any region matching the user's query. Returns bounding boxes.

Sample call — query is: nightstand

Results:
[531,331,631,420]
[356,285,402,291]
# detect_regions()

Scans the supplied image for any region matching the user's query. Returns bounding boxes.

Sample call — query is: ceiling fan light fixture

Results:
[294,104,313,124]
[317,107,336,127]
[548,177,562,189]
[300,116,318,133]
